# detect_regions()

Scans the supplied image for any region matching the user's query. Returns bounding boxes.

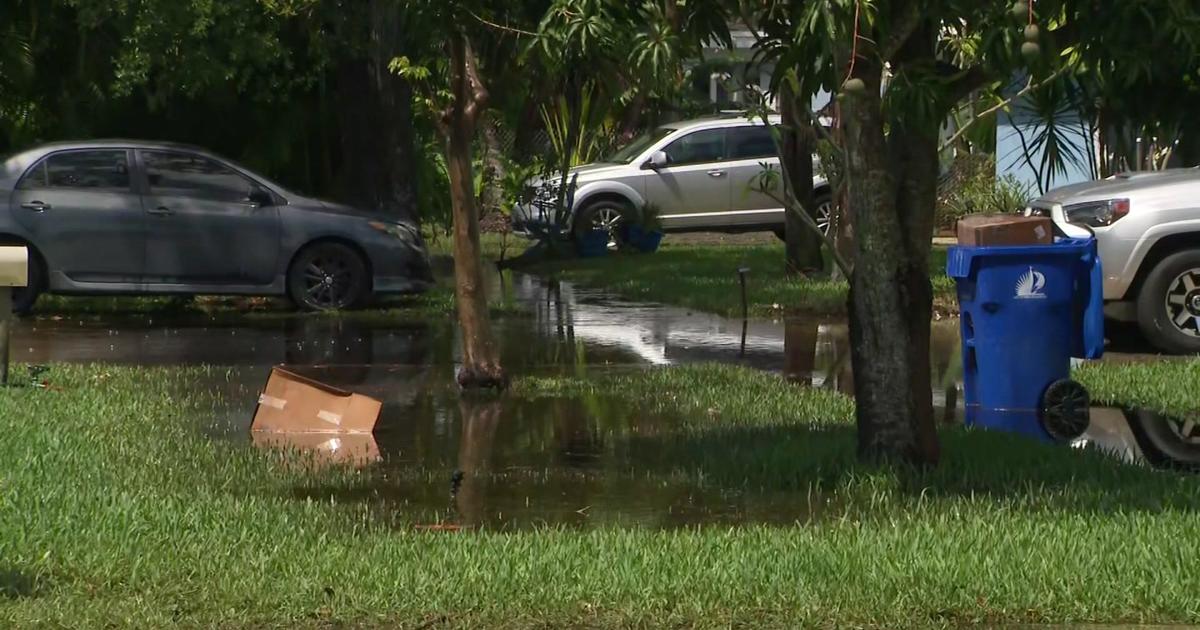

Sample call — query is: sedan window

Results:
[18,150,130,191]
[663,129,726,166]
[142,151,256,202]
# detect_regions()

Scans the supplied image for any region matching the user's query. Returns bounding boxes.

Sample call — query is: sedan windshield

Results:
[602,127,676,164]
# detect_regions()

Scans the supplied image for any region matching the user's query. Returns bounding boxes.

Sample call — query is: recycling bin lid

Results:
[947,237,1095,279]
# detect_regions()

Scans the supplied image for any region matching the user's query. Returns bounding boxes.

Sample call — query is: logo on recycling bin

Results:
[1015,266,1047,299]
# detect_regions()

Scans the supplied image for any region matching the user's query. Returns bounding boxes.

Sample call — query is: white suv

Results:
[511,114,830,242]
[1028,169,1200,354]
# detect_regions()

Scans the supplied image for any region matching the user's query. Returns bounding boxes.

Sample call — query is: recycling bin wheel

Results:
[1040,379,1090,441]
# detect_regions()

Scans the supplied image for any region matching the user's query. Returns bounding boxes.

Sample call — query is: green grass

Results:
[528,242,956,317]
[425,232,516,261]
[1077,358,1200,417]
[2,363,1198,627]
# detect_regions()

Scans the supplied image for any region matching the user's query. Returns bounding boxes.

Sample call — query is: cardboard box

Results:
[956,214,1053,247]
[251,367,382,434]
[0,246,28,287]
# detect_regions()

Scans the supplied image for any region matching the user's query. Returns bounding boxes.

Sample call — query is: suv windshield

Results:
[602,127,676,164]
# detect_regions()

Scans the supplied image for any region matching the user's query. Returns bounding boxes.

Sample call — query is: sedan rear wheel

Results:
[288,243,370,311]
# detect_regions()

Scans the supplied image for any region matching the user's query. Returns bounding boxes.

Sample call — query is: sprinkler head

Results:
[1010,1,1028,20]
[1023,24,1040,43]
[841,77,866,96]
[1021,41,1041,63]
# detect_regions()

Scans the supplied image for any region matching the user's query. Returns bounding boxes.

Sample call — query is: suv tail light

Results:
[1064,198,1129,228]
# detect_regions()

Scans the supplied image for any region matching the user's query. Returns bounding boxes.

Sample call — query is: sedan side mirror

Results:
[247,187,274,207]
[643,151,669,170]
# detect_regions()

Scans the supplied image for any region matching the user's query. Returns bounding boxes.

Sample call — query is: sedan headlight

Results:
[368,220,419,240]
[1063,198,1129,228]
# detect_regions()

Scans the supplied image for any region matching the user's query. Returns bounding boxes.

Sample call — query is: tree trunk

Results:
[842,56,939,466]
[446,34,506,389]
[779,84,825,274]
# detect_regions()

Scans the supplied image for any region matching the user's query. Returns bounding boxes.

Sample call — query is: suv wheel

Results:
[1136,249,1200,353]
[772,193,833,241]
[574,199,631,248]
[1124,408,1200,470]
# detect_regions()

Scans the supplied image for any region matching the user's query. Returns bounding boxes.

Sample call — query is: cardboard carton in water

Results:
[251,367,382,434]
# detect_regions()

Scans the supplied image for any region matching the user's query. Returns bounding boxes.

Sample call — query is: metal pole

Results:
[0,287,10,386]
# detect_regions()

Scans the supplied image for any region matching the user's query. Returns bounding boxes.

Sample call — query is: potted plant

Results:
[576,227,612,258]
[621,204,665,253]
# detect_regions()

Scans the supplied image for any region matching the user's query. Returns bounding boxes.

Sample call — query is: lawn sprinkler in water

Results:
[737,267,750,321]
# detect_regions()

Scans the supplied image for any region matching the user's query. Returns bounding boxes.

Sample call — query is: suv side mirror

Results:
[247,187,274,207]
[644,151,669,170]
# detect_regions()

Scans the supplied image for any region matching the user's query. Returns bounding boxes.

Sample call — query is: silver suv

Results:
[1028,169,1200,353]
[511,114,830,242]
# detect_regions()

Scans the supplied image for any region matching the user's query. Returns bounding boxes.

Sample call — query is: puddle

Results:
[221,367,834,530]
[11,261,1194,528]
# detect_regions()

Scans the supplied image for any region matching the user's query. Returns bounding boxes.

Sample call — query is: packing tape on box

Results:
[258,394,287,410]
[317,410,343,426]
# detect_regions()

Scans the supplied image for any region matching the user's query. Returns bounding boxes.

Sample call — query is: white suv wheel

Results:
[1164,268,1200,338]
[1136,249,1200,354]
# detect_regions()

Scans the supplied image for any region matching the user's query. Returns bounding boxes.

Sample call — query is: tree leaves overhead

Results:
[535,0,729,102]
[66,0,332,98]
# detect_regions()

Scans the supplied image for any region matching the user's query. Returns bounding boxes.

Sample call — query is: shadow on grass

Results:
[0,569,39,599]
[622,421,1200,516]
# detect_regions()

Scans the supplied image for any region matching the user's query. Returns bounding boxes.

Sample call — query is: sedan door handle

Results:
[147,206,174,216]
[707,170,726,178]
[20,201,51,211]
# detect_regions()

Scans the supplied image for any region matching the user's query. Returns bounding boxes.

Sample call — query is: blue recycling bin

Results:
[947,237,1105,442]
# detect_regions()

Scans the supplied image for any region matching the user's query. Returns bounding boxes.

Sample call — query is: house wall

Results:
[995,76,1096,195]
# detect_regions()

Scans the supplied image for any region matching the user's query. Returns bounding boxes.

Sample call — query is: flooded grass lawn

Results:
[2,363,1199,628]
[532,241,957,318]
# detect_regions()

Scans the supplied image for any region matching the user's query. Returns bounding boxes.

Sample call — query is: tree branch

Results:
[462,36,489,125]
[879,2,923,60]
[939,63,1075,153]
[465,8,538,38]
[943,65,991,106]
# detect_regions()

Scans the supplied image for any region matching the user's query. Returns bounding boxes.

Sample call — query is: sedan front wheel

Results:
[287,242,370,311]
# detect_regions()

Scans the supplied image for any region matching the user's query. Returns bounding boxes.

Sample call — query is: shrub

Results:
[936,154,1035,231]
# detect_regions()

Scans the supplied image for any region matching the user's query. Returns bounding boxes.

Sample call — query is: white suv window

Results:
[662,129,726,166]
[727,126,777,160]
